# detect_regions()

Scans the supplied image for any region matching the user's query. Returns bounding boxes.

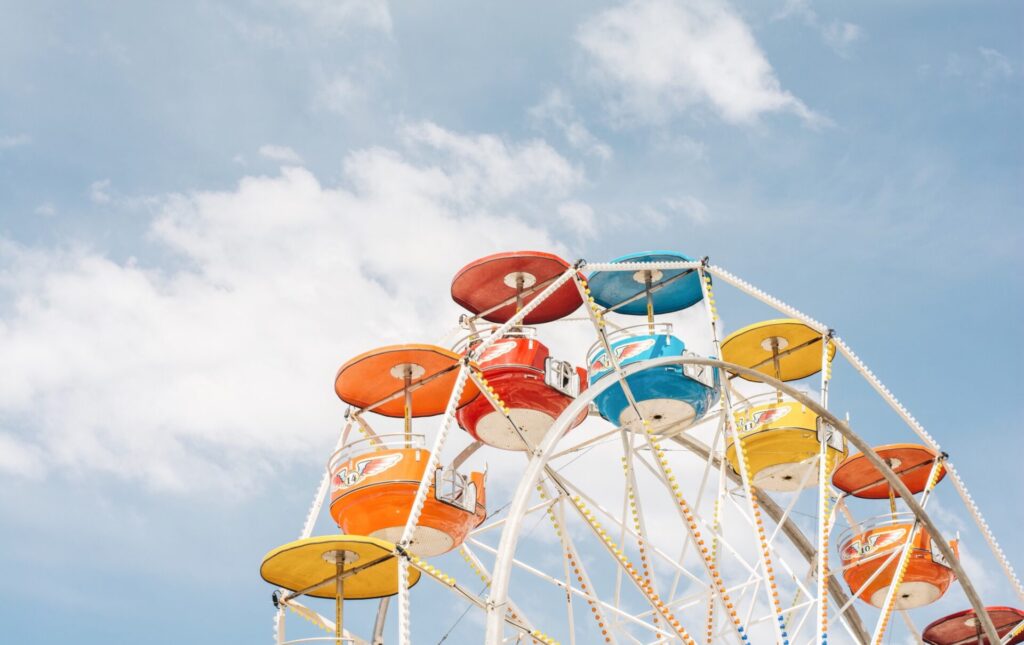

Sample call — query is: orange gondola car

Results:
[328,434,486,557]
[838,513,958,609]
[329,343,486,556]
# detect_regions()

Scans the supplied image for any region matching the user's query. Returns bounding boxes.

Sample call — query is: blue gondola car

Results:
[586,251,719,430]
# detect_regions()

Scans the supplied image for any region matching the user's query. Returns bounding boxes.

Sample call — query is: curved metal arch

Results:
[483,356,999,644]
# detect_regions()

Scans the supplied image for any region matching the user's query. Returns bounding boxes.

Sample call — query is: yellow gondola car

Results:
[726,392,846,492]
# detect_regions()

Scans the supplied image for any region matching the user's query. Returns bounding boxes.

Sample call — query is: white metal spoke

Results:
[469,538,673,639]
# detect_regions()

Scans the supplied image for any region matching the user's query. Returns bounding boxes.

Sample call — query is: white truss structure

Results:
[272,258,1019,645]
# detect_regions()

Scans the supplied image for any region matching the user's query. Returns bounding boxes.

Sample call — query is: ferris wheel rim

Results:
[276,256,1011,644]
[482,354,1000,645]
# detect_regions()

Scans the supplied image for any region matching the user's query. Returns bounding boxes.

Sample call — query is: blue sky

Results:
[0,1,1021,643]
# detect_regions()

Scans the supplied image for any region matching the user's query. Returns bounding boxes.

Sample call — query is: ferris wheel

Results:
[258,250,1023,645]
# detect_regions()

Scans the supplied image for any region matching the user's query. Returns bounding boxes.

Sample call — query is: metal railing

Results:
[450,326,537,356]
[434,467,479,513]
[732,391,847,451]
[837,511,917,559]
[327,433,425,475]
[733,390,807,412]
[584,322,675,367]
[543,356,580,397]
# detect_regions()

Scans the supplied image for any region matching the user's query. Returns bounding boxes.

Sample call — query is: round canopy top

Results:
[832,443,946,499]
[586,250,704,315]
[335,344,479,417]
[260,534,421,600]
[450,251,582,324]
[922,606,1024,645]
[721,318,835,383]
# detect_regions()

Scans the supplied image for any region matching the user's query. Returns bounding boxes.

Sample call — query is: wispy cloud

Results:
[222,0,392,51]
[398,121,584,203]
[0,433,45,478]
[89,179,112,204]
[605,195,710,230]
[577,0,824,127]
[776,0,863,57]
[665,195,710,224]
[943,47,1014,85]
[282,0,392,34]
[258,144,304,164]
[0,133,31,149]
[529,90,613,161]
[978,46,1014,81]
[557,201,597,238]
[821,20,862,55]
[314,74,368,115]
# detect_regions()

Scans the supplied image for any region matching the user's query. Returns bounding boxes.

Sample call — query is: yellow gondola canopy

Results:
[260,534,420,600]
[721,318,834,383]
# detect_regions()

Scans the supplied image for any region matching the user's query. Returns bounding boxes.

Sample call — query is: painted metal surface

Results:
[839,515,958,609]
[586,250,704,315]
[329,446,486,557]
[833,443,947,499]
[726,392,848,492]
[260,535,421,600]
[922,606,1024,645]
[587,328,718,427]
[721,318,836,383]
[456,334,586,450]
[334,344,479,417]
[450,251,582,324]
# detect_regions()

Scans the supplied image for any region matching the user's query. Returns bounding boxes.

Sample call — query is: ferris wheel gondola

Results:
[720,317,846,491]
[331,344,486,556]
[451,251,588,451]
[585,251,719,431]
[261,534,421,645]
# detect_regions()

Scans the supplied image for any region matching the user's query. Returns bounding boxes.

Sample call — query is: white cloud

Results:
[314,74,367,115]
[577,0,823,126]
[282,0,392,34]
[398,121,584,203]
[0,433,45,478]
[258,144,304,164]
[665,195,710,224]
[34,203,56,217]
[607,207,670,230]
[224,0,391,50]
[0,133,31,149]
[0,123,582,493]
[89,179,112,204]
[603,196,709,229]
[557,201,597,238]
[645,132,709,164]
[776,0,862,57]
[943,48,1014,85]
[821,20,862,54]
[979,47,1013,81]
[529,90,613,161]
[945,53,966,77]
